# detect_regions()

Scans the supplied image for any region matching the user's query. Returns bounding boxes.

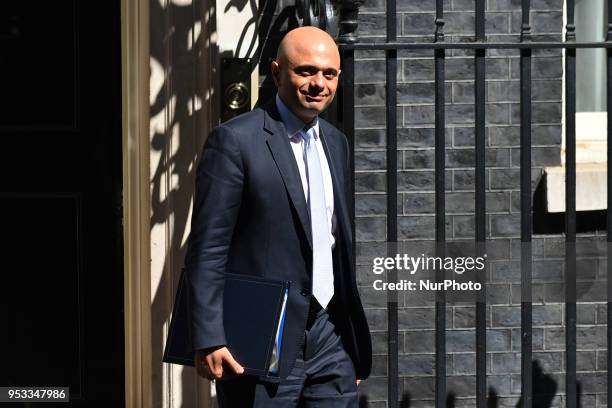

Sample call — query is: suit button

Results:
[300,288,310,296]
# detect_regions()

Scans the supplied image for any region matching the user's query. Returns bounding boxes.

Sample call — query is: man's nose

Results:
[310,72,325,89]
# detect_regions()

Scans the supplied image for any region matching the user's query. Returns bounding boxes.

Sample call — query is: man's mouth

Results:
[304,94,326,102]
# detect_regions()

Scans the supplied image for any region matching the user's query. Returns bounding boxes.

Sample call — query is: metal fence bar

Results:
[519,1,533,407]
[564,2,577,406]
[434,0,446,406]
[474,0,487,406]
[341,41,612,50]
[385,0,398,402]
[608,0,612,401]
[341,49,356,238]
[608,2,612,404]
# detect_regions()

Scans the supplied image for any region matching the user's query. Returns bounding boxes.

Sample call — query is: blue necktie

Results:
[301,127,334,308]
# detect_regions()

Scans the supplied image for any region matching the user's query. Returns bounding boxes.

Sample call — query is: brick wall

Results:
[353,0,609,407]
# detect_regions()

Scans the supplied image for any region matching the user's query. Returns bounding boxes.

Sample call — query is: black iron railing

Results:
[325,0,612,407]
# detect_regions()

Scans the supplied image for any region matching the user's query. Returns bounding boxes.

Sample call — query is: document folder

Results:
[163,269,289,377]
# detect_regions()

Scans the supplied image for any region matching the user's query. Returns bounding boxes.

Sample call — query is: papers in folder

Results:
[163,270,290,378]
[268,287,289,375]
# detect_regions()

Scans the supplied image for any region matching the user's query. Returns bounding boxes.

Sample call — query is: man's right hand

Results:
[195,346,245,380]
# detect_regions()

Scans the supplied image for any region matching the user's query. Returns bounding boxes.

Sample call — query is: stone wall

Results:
[353,0,609,407]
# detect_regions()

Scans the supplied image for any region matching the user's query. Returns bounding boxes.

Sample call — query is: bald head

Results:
[271,27,341,123]
[276,26,339,62]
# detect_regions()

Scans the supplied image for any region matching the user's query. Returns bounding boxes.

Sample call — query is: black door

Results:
[0,1,124,406]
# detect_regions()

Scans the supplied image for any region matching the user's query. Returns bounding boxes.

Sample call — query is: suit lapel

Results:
[263,103,313,248]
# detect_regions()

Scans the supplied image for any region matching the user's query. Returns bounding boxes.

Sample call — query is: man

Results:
[184,26,371,407]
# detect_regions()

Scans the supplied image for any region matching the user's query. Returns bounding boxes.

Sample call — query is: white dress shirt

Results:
[275,95,335,248]
[268,96,337,375]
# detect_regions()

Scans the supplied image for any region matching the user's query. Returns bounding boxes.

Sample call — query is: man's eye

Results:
[296,68,314,76]
[295,68,338,78]
[323,70,338,79]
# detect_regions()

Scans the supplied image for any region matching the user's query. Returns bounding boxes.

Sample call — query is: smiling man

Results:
[272,28,340,122]
[185,26,371,407]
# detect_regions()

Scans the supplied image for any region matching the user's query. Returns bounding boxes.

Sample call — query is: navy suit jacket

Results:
[184,100,372,380]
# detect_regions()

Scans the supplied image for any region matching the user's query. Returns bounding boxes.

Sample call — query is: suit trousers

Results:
[215,300,359,408]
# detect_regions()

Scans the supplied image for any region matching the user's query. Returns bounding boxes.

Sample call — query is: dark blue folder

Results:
[163,269,289,377]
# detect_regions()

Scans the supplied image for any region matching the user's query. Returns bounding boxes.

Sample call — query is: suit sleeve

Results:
[184,125,244,351]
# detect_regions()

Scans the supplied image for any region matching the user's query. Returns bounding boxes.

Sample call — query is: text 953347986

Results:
[0,387,69,402]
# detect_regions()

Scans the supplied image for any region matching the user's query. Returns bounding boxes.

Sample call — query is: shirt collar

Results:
[275,94,320,140]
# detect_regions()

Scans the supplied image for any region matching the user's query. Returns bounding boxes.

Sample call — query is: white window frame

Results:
[546,0,608,213]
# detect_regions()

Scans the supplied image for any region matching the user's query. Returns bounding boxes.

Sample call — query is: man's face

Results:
[271,42,341,123]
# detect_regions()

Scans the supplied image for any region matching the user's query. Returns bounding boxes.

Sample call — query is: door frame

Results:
[121,0,153,406]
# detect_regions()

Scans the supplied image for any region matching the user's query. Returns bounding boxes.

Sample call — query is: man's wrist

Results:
[197,345,226,355]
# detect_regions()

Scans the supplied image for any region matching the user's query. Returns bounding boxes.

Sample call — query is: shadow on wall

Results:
[148,0,218,406]
[255,0,301,104]
[222,0,302,103]
[226,0,258,59]
[147,0,302,405]
[358,361,578,408]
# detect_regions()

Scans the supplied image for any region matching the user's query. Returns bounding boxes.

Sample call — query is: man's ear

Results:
[270,60,281,87]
